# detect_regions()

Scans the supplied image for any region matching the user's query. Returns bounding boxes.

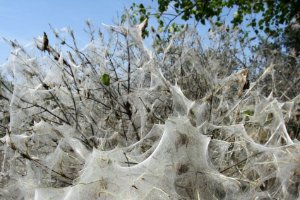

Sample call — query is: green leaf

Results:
[215,21,222,27]
[101,74,110,86]
[243,110,254,116]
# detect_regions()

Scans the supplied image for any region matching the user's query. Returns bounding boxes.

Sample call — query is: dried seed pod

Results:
[42,32,49,51]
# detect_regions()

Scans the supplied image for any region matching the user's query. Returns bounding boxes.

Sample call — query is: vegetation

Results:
[133,0,300,37]
[0,3,299,200]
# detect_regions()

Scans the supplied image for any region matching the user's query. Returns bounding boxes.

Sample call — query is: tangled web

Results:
[0,21,299,200]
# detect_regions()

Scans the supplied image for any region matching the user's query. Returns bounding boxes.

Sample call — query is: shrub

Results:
[0,19,299,199]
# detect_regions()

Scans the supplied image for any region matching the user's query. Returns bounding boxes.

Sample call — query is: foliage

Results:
[132,0,300,37]
[0,18,299,199]
[281,22,300,57]
[101,73,110,86]
[249,27,300,100]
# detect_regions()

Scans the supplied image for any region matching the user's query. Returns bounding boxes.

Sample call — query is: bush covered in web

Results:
[0,18,299,200]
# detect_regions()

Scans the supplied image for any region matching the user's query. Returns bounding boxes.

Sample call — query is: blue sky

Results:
[0,0,156,63]
[0,1,259,65]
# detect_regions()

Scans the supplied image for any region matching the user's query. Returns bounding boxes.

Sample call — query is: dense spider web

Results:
[0,21,299,200]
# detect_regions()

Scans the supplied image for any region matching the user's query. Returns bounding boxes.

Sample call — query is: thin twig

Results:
[220,151,263,174]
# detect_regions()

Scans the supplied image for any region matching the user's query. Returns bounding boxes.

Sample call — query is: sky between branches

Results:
[0,0,259,64]
[0,0,155,63]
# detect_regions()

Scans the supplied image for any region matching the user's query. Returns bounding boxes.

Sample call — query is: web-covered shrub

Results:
[0,20,299,200]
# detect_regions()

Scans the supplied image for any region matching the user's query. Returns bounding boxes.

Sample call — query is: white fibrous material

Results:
[0,20,299,200]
